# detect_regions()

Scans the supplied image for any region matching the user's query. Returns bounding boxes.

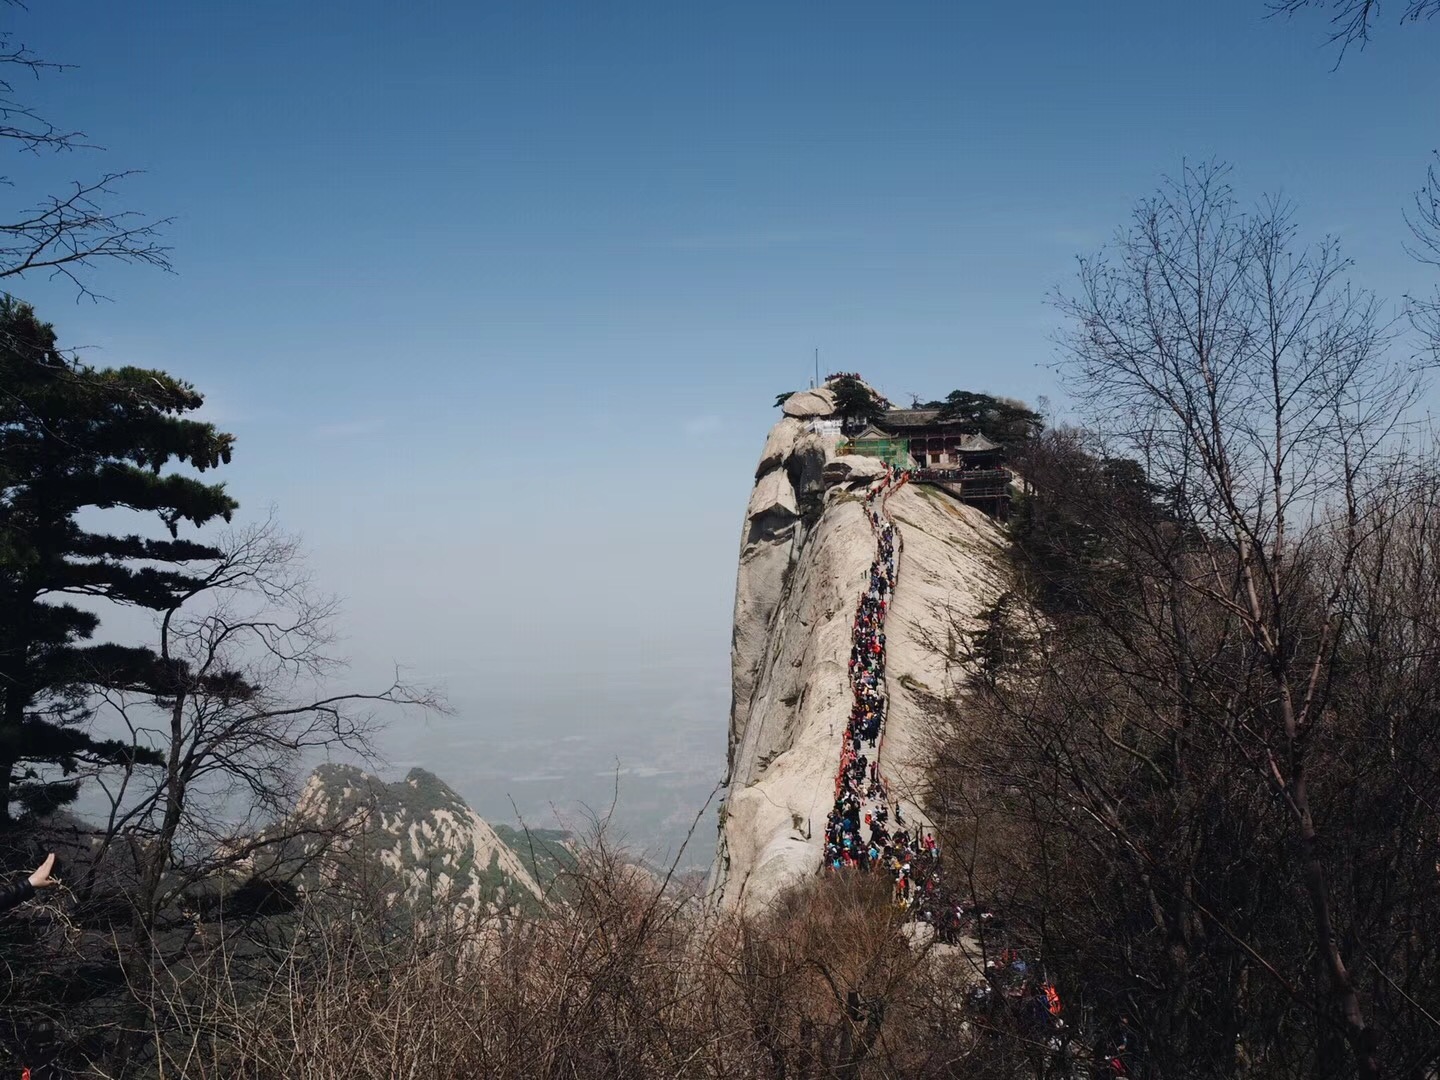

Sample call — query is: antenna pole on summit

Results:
[814,347,820,389]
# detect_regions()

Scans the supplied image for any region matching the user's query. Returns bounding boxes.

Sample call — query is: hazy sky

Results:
[9,2,1438,845]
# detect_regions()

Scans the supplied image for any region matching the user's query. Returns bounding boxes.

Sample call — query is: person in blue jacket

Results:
[0,853,57,913]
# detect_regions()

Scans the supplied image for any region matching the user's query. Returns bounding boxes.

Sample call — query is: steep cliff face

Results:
[711,416,1010,912]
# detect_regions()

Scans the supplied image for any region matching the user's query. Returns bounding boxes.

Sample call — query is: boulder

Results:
[745,468,798,544]
[822,455,886,485]
[755,417,804,478]
[786,432,832,505]
[781,388,837,418]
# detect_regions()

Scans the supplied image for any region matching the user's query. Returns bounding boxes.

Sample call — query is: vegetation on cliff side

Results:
[928,163,1440,1080]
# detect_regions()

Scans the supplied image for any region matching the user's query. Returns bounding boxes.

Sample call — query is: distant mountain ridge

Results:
[291,763,546,917]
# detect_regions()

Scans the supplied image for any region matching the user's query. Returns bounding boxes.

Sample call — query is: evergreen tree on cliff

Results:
[830,376,884,426]
[0,298,236,825]
[930,390,1042,450]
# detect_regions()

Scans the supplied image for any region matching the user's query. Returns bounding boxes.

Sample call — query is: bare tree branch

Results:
[0,20,171,297]
[1269,0,1440,55]
[1405,152,1440,363]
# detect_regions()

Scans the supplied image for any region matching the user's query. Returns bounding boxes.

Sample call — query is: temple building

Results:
[838,408,1012,518]
[875,409,1003,467]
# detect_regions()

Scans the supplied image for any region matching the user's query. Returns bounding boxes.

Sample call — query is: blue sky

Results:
[9,1,1438,844]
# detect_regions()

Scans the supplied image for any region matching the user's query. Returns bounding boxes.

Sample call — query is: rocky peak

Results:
[711,390,1010,912]
[293,763,545,917]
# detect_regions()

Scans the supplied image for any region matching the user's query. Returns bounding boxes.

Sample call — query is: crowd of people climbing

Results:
[815,468,1140,1076]
[821,467,939,911]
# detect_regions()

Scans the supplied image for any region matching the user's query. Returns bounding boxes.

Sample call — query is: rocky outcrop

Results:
[821,455,886,485]
[756,417,805,477]
[289,764,545,917]
[781,388,838,418]
[729,425,832,770]
[712,415,1011,913]
[746,468,799,545]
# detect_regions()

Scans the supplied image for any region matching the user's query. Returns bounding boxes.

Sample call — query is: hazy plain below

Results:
[379,662,729,869]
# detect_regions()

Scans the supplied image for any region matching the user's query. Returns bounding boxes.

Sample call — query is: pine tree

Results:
[0,297,237,824]
[931,390,1043,450]
[830,376,884,426]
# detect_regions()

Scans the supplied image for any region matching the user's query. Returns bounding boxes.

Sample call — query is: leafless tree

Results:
[1269,0,1440,53]
[4,515,442,1071]
[77,515,441,940]
[931,161,1437,1078]
[1405,152,1440,363]
[0,8,170,297]
[908,161,1440,1078]
[927,451,1440,1078]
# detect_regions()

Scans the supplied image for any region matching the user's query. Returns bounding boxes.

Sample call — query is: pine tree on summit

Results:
[0,298,237,825]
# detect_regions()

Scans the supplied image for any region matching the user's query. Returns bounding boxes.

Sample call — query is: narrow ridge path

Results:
[821,466,939,909]
[818,465,1078,1061]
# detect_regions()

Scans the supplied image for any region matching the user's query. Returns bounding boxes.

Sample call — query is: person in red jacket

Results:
[0,853,58,913]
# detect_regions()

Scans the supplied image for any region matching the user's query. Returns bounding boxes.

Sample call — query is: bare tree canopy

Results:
[1270,0,1440,52]
[918,161,1440,1080]
[1406,153,1440,359]
[84,514,444,931]
[0,11,169,296]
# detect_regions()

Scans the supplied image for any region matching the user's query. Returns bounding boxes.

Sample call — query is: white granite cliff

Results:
[709,405,1010,912]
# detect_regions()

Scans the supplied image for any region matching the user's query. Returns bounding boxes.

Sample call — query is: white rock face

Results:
[822,455,886,484]
[747,467,799,531]
[781,388,838,418]
[756,417,805,476]
[874,483,1011,817]
[711,418,1010,913]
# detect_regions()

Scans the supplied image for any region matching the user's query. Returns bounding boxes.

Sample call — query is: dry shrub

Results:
[732,872,917,1077]
[144,836,731,1078]
[134,831,1027,1080]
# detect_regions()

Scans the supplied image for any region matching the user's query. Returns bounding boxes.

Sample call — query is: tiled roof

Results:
[878,408,945,428]
[848,424,893,441]
[958,433,1001,452]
